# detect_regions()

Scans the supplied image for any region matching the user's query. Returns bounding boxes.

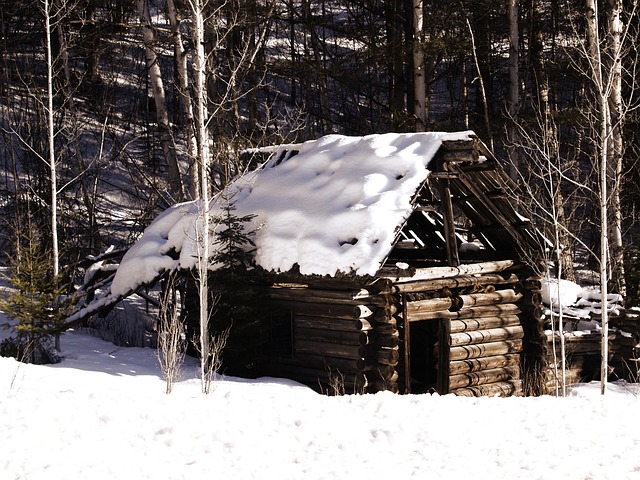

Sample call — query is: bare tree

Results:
[157,274,186,394]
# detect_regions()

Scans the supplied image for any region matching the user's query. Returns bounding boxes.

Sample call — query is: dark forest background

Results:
[0,0,638,301]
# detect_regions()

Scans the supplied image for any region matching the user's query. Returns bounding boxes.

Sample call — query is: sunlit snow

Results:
[1,326,640,480]
[111,131,474,296]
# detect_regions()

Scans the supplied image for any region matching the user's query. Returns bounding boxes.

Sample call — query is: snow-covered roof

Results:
[111,131,475,297]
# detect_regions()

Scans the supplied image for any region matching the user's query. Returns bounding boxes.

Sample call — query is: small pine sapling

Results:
[207,191,265,376]
[0,223,72,364]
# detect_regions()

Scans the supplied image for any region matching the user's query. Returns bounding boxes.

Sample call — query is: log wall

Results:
[248,262,546,397]
[263,279,400,394]
[389,262,545,397]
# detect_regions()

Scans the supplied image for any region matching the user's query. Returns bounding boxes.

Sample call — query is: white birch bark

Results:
[606,0,625,297]
[190,0,212,393]
[585,0,610,395]
[44,0,58,289]
[137,0,185,202]
[413,0,426,132]
[506,0,519,178]
[166,0,199,199]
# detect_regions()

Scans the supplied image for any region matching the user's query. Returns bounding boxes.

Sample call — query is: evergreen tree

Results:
[0,222,72,364]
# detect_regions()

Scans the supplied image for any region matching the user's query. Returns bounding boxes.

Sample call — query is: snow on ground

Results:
[2,324,640,480]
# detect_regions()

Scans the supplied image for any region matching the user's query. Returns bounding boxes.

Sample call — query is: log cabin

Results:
[70,132,561,396]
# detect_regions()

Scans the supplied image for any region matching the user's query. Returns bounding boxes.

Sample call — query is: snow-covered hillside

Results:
[1,324,640,480]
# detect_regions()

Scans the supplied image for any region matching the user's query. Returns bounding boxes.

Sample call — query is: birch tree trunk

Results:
[44,0,59,351]
[606,0,626,297]
[190,0,212,393]
[413,0,426,132]
[166,0,199,199]
[506,0,519,178]
[585,0,610,395]
[137,0,185,203]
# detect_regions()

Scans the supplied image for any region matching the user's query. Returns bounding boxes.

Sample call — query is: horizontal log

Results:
[359,331,400,348]
[295,327,360,346]
[294,339,361,360]
[393,273,520,293]
[382,260,517,282]
[365,369,399,384]
[449,326,524,347]
[410,303,522,321]
[292,354,359,373]
[449,366,521,390]
[452,380,523,397]
[369,379,399,393]
[354,317,398,331]
[449,354,521,375]
[450,315,521,333]
[453,289,523,309]
[269,300,362,319]
[450,303,523,319]
[266,287,391,307]
[270,300,393,320]
[357,361,396,378]
[440,149,481,163]
[449,339,523,361]
[441,138,477,151]
[295,314,358,332]
[406,297,453,316]
[359,346,400,366]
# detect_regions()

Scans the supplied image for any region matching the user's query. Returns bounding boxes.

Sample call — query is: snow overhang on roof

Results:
[111,131,475,296]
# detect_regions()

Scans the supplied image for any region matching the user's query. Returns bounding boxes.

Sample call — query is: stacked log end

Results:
[544,299,639,394]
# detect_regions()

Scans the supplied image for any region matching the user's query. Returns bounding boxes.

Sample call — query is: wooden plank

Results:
[449,354,521,375]
[453,168,529,246]
[450,315,521,333]
[449,326,524,347]
[449,339,523,361]
[437,318,451,394]
[440,178,460,267]
[403,295,411,394]
[448,365,521,390]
